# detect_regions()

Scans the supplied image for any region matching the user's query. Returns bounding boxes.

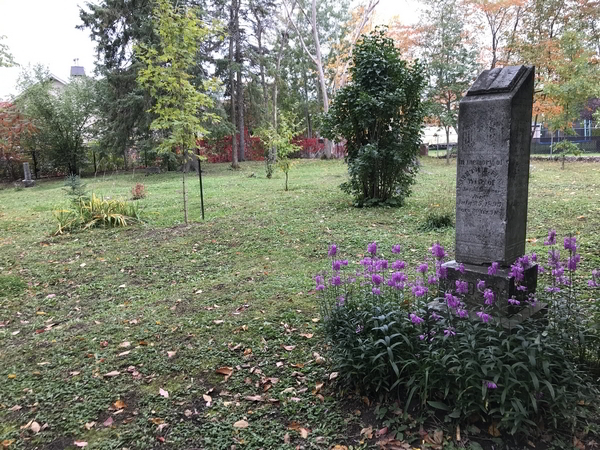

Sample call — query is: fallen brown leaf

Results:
[233,419,249,428]
[361,426,373,439]
[159,388,169,398]
[216,367,233,376]
[103,370,120,378]
[103,417,113,427]
[488,423,501,437]
[114,399,126,410]
[30,422,41,434]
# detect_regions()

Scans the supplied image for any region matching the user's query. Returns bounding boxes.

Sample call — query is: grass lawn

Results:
[1,158,599,450]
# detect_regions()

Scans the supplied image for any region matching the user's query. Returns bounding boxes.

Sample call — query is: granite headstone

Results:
[440,65,541,325]
[23,162,35,187]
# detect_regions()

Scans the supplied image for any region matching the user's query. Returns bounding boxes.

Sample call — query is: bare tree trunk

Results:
[271,33,287,164]
[302,62,311,138]
[445,126,451,165]
[230,0,239,169]
[284,0,332,158]
[311,0,331,158]
[338,0,379,89]
[254,11,268,113]
[236,0,245,161]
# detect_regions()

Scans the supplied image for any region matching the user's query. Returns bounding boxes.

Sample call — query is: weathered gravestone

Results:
[439,65,543,325]
[22,162,35,187]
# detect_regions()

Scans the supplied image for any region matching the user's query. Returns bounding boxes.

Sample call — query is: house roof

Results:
[49,73,68,86]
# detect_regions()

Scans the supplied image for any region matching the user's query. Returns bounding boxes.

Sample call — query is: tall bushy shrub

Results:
[323,29,425,207]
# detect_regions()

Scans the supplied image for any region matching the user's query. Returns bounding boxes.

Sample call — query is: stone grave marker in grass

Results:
[439,65,544,326]
[23,162,35,187]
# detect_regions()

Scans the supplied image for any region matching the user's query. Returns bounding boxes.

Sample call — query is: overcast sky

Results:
[0,0,420,100]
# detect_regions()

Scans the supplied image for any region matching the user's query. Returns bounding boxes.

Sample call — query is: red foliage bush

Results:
[197,128,265,163]
[196,130,346,163]
[131,183,146,200]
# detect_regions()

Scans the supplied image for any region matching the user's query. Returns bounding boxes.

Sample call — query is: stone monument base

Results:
[23,179,35,187]
[439,260,540,322]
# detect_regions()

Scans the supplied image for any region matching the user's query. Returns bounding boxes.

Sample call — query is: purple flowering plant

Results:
[315,234,600,431]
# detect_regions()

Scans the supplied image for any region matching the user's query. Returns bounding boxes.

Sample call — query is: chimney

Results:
[70,58,85,77]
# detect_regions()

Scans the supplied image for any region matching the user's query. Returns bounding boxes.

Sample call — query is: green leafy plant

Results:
[53,193,140,234]
[323,28,426,206]
[256,111,302,191]
[553,140,581,169]
[420,212,454,231]
[63,174,88,204]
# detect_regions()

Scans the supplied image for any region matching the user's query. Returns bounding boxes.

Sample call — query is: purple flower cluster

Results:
[483,289,495,305]
[545,229,557,246]
[564,236,577,252]
[410,313,424,325]
[488,262,499,276]
[388,271,407,290]
[367,241,377,256]
[589,269,599,288]
[392,260,406,270]
[445,292,460,309]
[431,242,446,259]
[476,311,491,323]
[315,275,325,291]
[477,280,486,292]
[412,283,429,298]
[455,280,468,295]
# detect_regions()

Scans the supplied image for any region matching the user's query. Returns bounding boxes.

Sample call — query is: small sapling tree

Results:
[257,111,302,191]
[136,0,218,224]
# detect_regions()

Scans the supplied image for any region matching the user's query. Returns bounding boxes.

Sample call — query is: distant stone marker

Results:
[441,65,541,324]
[23,162,35,187]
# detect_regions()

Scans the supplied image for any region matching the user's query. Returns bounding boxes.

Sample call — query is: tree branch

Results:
[282,0,318,66]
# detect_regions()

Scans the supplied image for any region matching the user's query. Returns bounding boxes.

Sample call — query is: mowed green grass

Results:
[0,158,599,450]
